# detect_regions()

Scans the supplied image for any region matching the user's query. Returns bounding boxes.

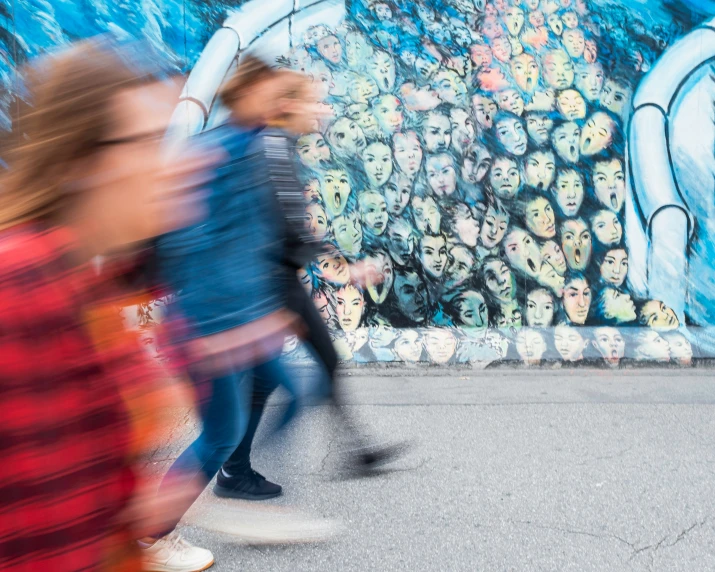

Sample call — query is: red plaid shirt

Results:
[0,224,161,571]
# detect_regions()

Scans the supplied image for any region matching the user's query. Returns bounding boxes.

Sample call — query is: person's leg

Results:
[157,368,251,528]
[222,373,279,475]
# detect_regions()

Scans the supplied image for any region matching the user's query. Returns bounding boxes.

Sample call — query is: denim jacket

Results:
[156,122,287,340]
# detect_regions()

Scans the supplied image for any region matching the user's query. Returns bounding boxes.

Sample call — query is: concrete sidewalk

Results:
[154,368,715,571]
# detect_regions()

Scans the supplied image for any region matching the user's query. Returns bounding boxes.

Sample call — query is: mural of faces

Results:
[273,6,685,365]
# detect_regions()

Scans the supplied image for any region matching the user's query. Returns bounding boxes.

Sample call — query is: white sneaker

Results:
[141,532,214,572]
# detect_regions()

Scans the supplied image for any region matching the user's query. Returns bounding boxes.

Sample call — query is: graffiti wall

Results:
[3,0,714,367]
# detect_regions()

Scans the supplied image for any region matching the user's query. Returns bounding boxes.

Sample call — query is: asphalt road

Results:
[155,367,715,572]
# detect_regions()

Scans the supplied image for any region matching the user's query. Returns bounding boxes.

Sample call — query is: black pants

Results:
[223,278,360,474]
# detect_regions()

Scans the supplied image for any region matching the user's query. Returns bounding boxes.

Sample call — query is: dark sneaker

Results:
[214,468,283,501]
[343,442,410,475]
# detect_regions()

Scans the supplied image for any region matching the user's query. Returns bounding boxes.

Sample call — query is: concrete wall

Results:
[6,0,715,367]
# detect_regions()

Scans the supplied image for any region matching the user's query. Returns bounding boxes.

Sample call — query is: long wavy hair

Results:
[0,37,165,230]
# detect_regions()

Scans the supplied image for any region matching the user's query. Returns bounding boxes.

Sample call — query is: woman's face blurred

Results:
[93,82,207,249]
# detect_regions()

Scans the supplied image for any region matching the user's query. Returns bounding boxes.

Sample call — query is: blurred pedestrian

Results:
[0,38,209,572]
[213,59,406,503]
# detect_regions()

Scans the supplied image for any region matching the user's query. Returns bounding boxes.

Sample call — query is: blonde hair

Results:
[0,38,162,230]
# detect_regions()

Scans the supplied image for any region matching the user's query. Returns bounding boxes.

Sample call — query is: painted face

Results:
[445,246,476,289]
[462,144,492,184]
[290,47,312,72]
[412,195,441,235]
[363,142,393,188]
[495,116,528,156]
[516,329,547,364]
[320,168,351,218]
[551,121,581,164]
[333,213,363,257]
[297,133,331,169]
[480,205,509,249]
[580,112,616,156]
[317,34,342,64]
[315,251,350,285]
[347,103,380,139]
[663,332,692,365]
[504,227,542,278]
[415,56,440,82]
[423,112,452,153]
[473,94,498,130]
[327,117,367,160]
[562,28,585,59]
[359,191,389,235]
[457,290,489,328]
[561,219,592,271]
[433,71,468,106]
[640,300,680,330]
[526,289,554,327]
[495,302,523,332]
[556,90,586,121]
[394,330,422,361]
[384,172,413,216]
[313,290,335,327]
[373,2,392,19]
[423,329,457,363]
[304,179,321,202]
[592,158,625,212]
[540,240,567,276]
[336,284,364,331]
[563,277,591,324]
[547,13,564,35]
[511,54,540,94]
[420,234,449,278]
[497,89,525,116]
[450,108,476,154]
[491,36,513,63]
[368,51,396,93]
[305,203,328,240]
[600,79,632,119]
[525,0,541,9]
[364,251,394,304]
[504,6,526,36]
[485,2,498,16]
[526,197,557,240]
[345,32,373,69]
[394,270,429,323]
[483,259,516,303]
[298,266,312,294]
[601,288,637,323]
[481,16,505,40]
[374,95,404,136]
[554,324,587,360]
[554,169,584,216]
[575,62,604,102]
[584,39,598,64]
[348,75,380,104]
[529,10,545,27]
[525,112,553,146]
[387,222,415,265]
[636,331,671,362]
[489,156,521,200]
[599,248,628,288]
[393,131,423,179]
[525,150,556,192]
[470,44,493,70]
[591,210,622,246]
[562,11,578,28]
[369,323,397,350]
[543,50,574,90]
[592,327,625,365]
[454,208,481,248]
[426,154,458,198]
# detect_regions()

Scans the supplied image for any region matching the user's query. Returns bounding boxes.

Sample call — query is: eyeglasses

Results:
[97,129,166,147]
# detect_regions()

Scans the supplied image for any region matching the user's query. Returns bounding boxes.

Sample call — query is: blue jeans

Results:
[159,356,298,532]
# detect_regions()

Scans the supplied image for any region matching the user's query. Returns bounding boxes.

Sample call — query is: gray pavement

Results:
[158,368,715,572]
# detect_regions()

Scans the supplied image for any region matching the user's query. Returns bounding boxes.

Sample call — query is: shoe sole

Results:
[143,558,214,572]
[213,484,283,501]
